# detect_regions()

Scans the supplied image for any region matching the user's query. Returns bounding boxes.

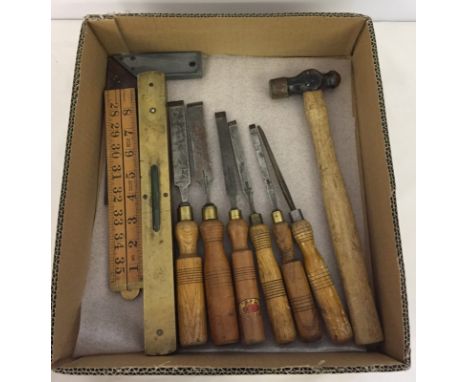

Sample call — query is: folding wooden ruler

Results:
[104,88,142,300]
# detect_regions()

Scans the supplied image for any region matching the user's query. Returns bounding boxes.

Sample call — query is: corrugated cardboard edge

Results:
[51,12,410,375]
[54,365,404,376]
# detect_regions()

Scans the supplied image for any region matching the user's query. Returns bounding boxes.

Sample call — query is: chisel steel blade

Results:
[168,101,191,203]
[186,102,213,199]
[257,126,297,211]
[249,125,279,210]
[215,113,242,209]
[229,121,255,213]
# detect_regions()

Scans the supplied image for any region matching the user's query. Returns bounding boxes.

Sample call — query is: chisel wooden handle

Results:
[227,212,265,345]
[175,205,207,347]
[200,204,239,345]
[304,90,383,345]
[249,220,296,344]
[292,218,353,343]
[272,216,321,342]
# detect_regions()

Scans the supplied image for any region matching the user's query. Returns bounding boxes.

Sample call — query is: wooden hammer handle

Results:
[199,218,239,345]
[249,223,296,344]
[292,219,353,343]
[272,221,321,342]
[303,90,383,345]
[175,220,207,347]
[227,218,265,345]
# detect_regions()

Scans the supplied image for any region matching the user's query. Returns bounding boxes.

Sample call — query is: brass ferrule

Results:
[249,212,263,226]
[272,210,284,224]
[229,208,242,220]
[178,203,193,221]
[202,203,218,220]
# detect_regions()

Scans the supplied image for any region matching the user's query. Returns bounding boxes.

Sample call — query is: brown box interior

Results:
[52,14,409,374]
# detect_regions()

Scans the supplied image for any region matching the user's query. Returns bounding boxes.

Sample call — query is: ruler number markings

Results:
[121,89,142,288]
[106,90,127,289]
[105,88,142,294]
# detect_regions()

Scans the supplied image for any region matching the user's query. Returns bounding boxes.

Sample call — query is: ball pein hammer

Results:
[269,69,383,345]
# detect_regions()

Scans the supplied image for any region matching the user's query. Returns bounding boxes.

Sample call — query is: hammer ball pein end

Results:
[269,69,341,98]
[323,70,341,89]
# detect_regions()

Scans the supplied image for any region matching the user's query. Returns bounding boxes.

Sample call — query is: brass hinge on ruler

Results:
[104,88,143,300]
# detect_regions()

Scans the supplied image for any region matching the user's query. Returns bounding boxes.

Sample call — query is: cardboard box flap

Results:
[351,22,408,362]
[54,351,403,372]
[52,23,108,364]
[88,14,367,57]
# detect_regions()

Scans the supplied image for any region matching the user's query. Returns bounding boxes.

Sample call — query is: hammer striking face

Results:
[269,69,341,98]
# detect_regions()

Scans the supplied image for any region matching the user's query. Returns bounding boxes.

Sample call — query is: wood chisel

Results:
[250,124,321,342]
[227,119,296,345]
[255,125,353,344]
[188,103,239,345]
[138,72,176,355]
[168,101,207,347]
[215,113,265,345]
[104,88,142,301]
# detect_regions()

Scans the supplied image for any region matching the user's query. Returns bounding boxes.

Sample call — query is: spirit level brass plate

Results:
[137,71,176,355]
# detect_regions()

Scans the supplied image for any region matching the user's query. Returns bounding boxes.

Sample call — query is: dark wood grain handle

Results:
[292,218,353,344]
[228,216,265,345]
[200,217,239,345]
[271,218,322,342]
[272,221,296,263]
[249,223,296,344]
[282,260,322,342]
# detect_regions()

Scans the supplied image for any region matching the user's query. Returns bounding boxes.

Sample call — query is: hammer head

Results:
[269,69,340,99]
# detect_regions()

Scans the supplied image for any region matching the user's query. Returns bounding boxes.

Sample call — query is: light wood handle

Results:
[282,261,322,342]
[303,90,383,345]
[228,218,265,345]
[292,219,353,343]
[175,220,207,347]
[199,218,239,345]
[249,223,296,344]
[175,220,199,259]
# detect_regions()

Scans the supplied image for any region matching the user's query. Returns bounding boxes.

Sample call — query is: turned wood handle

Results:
[249,223,296,344]
[273,221,321,342]
[175,220,207,347]
[303,90,383,345]
[199,218,239,345]
[228,218,265,344]
[282,261,322,342]
[272,221,296,263]
[292,218,353,343]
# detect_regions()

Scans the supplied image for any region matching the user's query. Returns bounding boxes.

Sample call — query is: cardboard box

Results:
[51,13,410,375]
